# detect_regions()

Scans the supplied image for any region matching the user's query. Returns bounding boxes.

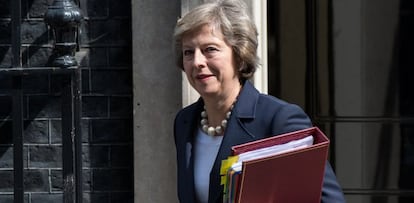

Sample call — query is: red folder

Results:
[231,127,329,203]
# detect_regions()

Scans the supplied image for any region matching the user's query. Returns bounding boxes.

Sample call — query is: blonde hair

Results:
[173,0,259,82]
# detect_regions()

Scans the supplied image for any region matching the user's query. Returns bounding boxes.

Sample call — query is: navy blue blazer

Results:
[174,81,346,203]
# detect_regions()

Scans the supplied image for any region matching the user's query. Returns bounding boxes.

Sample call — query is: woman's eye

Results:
[205,47,218,52]
[183,50,194,56]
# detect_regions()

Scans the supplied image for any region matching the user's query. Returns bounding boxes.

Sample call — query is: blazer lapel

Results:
[208,81,261,203]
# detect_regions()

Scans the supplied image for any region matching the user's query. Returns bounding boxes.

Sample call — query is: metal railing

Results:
[1,0,84,202]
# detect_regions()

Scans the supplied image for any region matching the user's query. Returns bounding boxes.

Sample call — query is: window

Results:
[268,0,414,202]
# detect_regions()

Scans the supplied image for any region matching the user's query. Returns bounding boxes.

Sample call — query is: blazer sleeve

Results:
[270,103,346,203]
[321,163,346,203]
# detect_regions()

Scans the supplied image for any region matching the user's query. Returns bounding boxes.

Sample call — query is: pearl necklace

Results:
[200,104,235,136]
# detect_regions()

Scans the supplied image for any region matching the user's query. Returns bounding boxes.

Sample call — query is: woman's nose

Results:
[193,50,206,68]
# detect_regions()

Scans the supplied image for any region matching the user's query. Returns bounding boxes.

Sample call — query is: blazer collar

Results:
[233,80,259,119]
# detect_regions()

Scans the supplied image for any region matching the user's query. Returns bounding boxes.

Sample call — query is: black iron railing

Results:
[1,0,84,202]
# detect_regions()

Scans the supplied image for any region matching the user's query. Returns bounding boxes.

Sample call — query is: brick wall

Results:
[0,0,133,202]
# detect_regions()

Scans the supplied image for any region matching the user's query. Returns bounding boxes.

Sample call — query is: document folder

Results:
[224,127,330,203]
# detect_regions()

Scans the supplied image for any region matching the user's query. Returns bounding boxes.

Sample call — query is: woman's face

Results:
[181,25,240,99]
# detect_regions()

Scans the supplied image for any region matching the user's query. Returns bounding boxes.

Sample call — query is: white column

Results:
[251,0,268,94]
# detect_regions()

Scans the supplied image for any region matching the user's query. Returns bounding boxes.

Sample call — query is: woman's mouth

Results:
[196,74,213,80]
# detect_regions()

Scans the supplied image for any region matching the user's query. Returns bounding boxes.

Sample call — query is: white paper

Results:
[231,135,314,171]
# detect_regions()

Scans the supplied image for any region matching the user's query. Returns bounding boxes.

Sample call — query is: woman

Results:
[173,0,346,202]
